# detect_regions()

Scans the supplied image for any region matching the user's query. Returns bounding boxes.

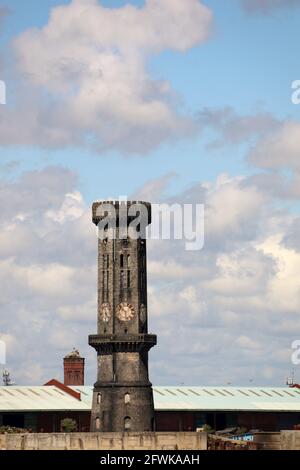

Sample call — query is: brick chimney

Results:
[63,348,85,386]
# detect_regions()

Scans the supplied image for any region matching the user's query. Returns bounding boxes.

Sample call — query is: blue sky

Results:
[0,0,299,203]
[1,0,300,387]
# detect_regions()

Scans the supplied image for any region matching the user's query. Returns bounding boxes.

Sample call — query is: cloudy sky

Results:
[0,0,300,387]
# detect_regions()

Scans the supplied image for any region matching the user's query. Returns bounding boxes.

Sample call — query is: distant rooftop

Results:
[1,385,300,413]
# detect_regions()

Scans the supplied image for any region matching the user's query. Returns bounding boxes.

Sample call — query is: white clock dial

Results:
[100,303,111,322]
[116,303,135,321]
[140,304,146,323]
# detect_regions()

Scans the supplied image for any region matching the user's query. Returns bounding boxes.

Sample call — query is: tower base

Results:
[90,383,155,432]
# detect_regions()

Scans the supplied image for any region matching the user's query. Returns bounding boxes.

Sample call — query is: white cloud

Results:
[256,235,300,313]
[0,167,96,384]
[244,120,300,199]
[148,260,204,280]
[1,166,300,386]
[145,172,300,385]
[236,335,261,350]
[205,174,267,238]
[0,333,15,353]
[21,363,44,384]
[198,107,280,148]
[57,299,96,321]
[45,191,85,223]
[249,121,300,171]
[133,173,177,202]
[196,109,300,200]
[204,247,273,296]
[0,0,213,154]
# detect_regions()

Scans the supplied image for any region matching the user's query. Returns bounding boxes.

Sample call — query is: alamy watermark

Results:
[0,80,6,105]
[95,199,205,251]
[0,340,6,365]
[291,340,300,365]
[291,80,300,105]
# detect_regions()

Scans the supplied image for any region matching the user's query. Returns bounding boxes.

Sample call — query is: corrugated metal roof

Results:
[150,386,300,412]
[71,386,300,412]
[0,386,88,412]
[1,385,300,412]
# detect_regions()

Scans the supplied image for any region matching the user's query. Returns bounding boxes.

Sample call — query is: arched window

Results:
[127,255,131,267]
[120,254,124,268]
[97,393,102,405]
[124,416,131,431]
[124,393,130,404]
[95,417,100,430]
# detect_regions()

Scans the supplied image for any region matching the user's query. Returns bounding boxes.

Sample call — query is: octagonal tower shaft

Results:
[89,201,157,432]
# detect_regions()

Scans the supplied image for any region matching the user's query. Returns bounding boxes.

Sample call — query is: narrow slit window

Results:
[127,271,131,288]
[103,270,109,291]
[120,271,124,290]
[104,254,109,269]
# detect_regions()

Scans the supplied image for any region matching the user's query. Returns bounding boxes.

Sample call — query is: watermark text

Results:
[291,340,300,365]
[291,80,300,105]
[0,80,6,105]
[95,199,205,251]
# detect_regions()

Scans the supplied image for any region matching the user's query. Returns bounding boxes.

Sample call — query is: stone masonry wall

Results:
[0,432,207,451]
[253,430,300,450]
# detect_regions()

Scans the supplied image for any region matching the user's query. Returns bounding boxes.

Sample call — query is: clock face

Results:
[100,303,111,322]
[140,304,146,323]
[116,303,135,321]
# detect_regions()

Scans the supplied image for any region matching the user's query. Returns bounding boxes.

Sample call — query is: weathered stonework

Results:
[89,201,157,432]
[1,432,208,451]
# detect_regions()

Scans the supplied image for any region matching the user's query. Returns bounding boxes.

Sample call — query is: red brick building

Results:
[63,349,85,386]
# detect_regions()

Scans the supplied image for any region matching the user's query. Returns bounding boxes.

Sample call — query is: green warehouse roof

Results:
[1,385,300,413]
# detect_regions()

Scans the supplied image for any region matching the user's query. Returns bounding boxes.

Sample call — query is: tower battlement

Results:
[92,200,152,226]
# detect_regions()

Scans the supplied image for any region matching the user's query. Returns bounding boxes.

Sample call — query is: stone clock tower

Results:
[89,200,157,432]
